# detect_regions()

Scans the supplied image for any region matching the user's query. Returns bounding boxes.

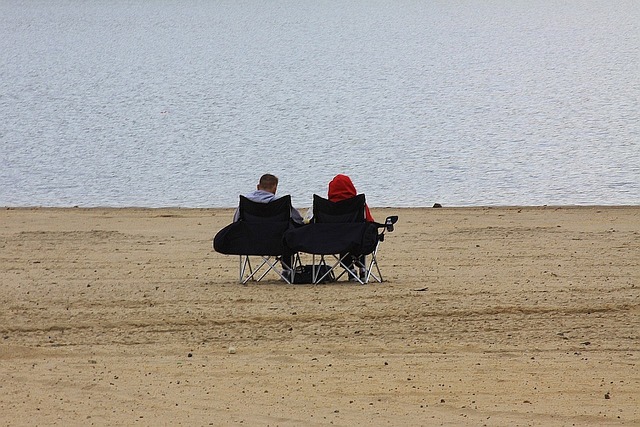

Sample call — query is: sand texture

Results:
[1,206,639,426]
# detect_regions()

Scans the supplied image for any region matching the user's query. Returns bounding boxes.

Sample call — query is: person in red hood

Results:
[326,174,374,281]
[328,174,375,222]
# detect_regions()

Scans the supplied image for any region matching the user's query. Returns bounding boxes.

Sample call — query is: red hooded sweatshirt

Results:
[327,174,375,222]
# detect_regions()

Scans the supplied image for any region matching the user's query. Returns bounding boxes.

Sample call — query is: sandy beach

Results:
[1,206,638,426]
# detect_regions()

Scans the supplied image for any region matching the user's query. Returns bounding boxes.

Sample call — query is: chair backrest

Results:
[238,195,292,223]
[313,194,366,223]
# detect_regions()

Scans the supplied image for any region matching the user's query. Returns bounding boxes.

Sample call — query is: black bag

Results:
[292,264,335,284]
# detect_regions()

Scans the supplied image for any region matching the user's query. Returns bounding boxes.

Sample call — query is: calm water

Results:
[1,0,638,208]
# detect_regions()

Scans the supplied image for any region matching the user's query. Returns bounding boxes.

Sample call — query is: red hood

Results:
[327,174,374,222]
[328,174,357,202]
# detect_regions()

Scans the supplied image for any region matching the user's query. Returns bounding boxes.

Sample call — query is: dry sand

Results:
[0,206,638,426]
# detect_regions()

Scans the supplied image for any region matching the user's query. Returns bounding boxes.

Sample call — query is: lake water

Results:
[1,0,638,208]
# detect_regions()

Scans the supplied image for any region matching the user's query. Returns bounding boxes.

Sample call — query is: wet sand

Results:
[1,206,638,426]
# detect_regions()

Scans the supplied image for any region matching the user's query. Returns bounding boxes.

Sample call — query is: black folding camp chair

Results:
[213,195,298,284]
[284,194,397,284]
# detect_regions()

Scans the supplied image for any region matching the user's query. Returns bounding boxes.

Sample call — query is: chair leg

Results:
[241,255,270,284]
[313,255,336,284]
[240,255,254,284]
[363,255,382,283]
[344,243,383,284]
[307,249,384,285]
[312,254,323,283]
[240,255,293,284]
[289,253,301,283]
[256,256,280,281]
[363,243,383,283]
[334,254,365,284]
[312,254,332,283]
[259,250,384,285]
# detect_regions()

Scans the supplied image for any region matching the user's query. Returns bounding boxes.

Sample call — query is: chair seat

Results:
[284,222,379,255]
[214,220,291,256]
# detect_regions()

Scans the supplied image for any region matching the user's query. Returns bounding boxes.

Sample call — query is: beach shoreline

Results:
[1,206,638,425]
